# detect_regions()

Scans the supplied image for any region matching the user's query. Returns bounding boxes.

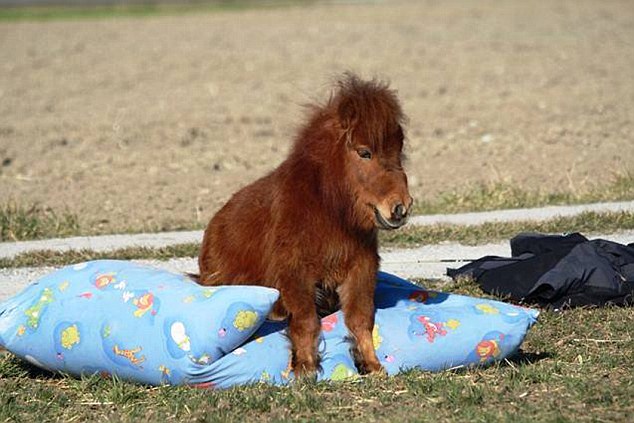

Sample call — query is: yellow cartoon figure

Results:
[233,310,258,331]
[159,365,171,377]
[372,324,383,350]
[16,325,26,337]
[475,303,499,315]
[331,363,358,381]
[61,324,80,349]
[201,288,217,298]
[445,319,461,330]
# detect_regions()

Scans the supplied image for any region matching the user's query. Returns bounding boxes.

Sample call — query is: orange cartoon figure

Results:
[113,345,145,366]
[94,273,116,289]
[133,292,155,318]
[476,339,501,361]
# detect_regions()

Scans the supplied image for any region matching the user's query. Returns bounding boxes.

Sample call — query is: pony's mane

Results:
[282,74,407,230]
[292,73,406,157]
[330,73,405,153]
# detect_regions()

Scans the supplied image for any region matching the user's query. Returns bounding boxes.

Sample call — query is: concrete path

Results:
[2,230,633,302]
[1,200,633,259]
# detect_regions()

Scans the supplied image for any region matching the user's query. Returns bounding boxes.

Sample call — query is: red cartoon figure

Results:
[133,292,155,318]
[321,314,339,332]
[408,290,429,303]
[408,314,448,343]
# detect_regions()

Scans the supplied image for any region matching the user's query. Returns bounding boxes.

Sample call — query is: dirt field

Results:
[1,0,633,233]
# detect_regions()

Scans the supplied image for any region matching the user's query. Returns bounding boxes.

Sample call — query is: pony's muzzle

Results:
[388,203,408,227]
[389,196,414,226]
[375,202,410,230]
[393,203,406,221]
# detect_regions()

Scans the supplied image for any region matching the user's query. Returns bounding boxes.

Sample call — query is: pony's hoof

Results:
[361,361,386,376]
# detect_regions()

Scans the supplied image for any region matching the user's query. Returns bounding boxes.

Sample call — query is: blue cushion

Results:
[0,260,278,385]
[0,262,538,388]
[204,271,539,388]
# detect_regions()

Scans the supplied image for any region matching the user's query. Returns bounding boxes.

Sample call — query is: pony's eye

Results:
[357,149,372,160]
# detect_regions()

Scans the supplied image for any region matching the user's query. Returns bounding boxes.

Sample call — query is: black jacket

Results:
[447,233,634,309]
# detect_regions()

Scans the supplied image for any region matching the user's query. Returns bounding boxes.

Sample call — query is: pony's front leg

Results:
[338,259,384,374]
[278,277,321,377]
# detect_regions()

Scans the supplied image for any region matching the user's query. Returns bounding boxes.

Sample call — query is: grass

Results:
[413,173,634,215]
[0,243,200,269]
[2,173,632,243]
[1,210,632,269]
[0,201,80,243]
[381,210,634,248]
[0,0,317,22]
[1,278,632,422]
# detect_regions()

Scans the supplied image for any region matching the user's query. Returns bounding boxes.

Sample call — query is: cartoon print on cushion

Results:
[260,370,272,382]
[500,309,527,324]
[163,319,215,365]
[408,313,448,343]
[374,284,449,309]
[217,302,259,339]
[93,272,117,290]
[445,319,461,330]
[73,262,89,271]
[164,320,191,359]
[374,337,398,368]
[406,290,448,307]
[280,350,294,381]
[101,322,146,370]
[329,360,358,381]
[123,290,161,321]
[475,302,528,324]
[465,331,514,365]
[112,345,145,367]
[321,314,338,332]
[53,321,83,361]
[182,287,220,304]
[157,365,186,385]
[189,353,212,366]
[372,324,383,350]
[408,290,430,304]
[474,303,500,315]
[24,288,54,330]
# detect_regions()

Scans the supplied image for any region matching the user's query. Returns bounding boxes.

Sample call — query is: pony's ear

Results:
[336,99,357,133]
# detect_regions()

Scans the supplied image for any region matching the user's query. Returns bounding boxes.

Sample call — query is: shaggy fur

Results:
[197,74,412,376]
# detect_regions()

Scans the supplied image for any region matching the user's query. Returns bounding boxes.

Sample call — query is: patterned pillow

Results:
[0,264,538,388]
[202,272,539,388]
[0,260,278,386]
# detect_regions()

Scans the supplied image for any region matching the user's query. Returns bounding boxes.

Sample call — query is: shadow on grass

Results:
[0,351,66,381]
[507,349,552,366]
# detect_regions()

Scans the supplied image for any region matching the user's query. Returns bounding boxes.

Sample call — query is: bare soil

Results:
[1,0,633,233]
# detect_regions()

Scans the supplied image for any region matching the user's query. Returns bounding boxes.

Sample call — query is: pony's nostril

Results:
[393,204,405,220]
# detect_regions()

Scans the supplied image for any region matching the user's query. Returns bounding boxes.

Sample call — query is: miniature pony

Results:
[197,73,413,376]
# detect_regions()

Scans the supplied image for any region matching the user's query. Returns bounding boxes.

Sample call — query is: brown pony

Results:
[197,73,413,376]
